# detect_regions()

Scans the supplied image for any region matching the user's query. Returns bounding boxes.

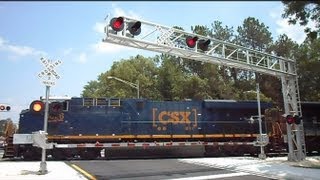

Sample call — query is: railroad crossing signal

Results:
[286,114,302,125]
[109,17,141,37]
[38,58,62,87]
[0,104,10,111]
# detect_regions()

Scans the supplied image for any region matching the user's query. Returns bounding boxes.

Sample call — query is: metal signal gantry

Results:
[102,16,306,161]
[103,16,296,77]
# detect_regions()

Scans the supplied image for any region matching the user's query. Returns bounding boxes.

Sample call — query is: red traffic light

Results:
[198,39,211,51]
[186,36,198,48]
[110,17,124,32]
[30,100,44,113]
[286,115,294,124]
[128,21,141,36]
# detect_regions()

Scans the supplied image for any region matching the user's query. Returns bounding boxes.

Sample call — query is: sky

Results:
[0,1,313,123]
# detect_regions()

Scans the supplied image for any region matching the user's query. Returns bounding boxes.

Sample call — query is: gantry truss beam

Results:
[102,16,306,161]
[103,16,296,77]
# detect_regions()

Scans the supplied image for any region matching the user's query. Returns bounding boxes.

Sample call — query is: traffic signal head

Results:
[198,39,211,51]
[286,115,294,124]
[30,100,44,114]
[186,36,198,48]
[127,21,141,36]
[110,17,124,32]
[0,104,10,111]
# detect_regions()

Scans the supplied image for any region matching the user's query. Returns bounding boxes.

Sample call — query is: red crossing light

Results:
[286,115,294,124]
[186,36,198,48]
[110,17,124,32]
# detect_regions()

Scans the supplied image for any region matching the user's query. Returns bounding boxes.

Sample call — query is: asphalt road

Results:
[70,159,273,180]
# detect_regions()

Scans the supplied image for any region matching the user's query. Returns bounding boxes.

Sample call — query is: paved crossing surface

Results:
[0,156,319,179]
[70,159,272,180]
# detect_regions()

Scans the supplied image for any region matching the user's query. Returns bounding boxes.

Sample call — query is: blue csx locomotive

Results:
[6,97,320,159]
[19,97,271,136]
[12,97,275,159]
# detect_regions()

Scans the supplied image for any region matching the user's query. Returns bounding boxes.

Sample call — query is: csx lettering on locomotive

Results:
[152,108,198,128]
[48,113,64,123]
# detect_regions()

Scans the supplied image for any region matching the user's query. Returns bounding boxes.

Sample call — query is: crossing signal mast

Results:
[103,16,306,161]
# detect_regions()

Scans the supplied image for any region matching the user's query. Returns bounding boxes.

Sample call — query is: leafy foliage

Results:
[295,38,320,101]
[282,1,320,40]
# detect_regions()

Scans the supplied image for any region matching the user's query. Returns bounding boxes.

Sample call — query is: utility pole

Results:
[256,83,266,159]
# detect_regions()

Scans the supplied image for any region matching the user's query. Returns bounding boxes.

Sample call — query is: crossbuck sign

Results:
[38,58,62,86]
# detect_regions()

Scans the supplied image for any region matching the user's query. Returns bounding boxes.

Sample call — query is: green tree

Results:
[211,20,235,84]
[236,17,273,51]
[211,20,234,42]
[82,80,100,98]
[282,1,320,39]
[235,17,275,102]
[156,54,186,100]
[295,38,320,101]
[268,34,300,106]
[82,55,160,99]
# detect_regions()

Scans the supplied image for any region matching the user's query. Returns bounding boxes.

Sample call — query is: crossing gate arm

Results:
[53,141,255,148]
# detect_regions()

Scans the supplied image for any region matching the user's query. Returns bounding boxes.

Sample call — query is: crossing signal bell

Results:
[286,114,302,125]
[0,104,10,111]
[109,17,141,36]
